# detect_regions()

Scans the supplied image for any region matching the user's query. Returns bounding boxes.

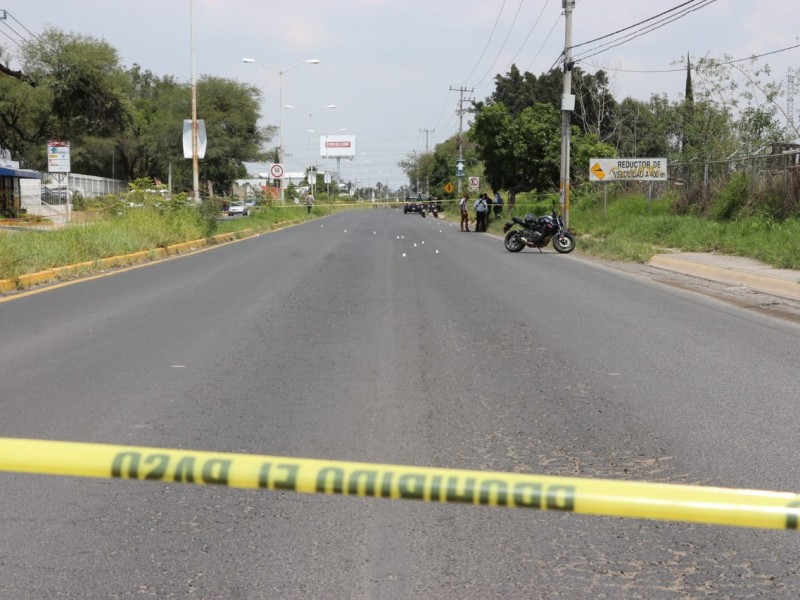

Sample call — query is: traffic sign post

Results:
[468,176,479,190]
[269,164,285,200]
[47,140,71,223]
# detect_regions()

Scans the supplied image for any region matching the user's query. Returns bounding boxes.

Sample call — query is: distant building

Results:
[0,150,43,216]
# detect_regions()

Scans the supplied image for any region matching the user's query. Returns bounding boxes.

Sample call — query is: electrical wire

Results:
[5,10,40,41]
[570,0,701,50]
[472,0,527,87]
[460,0,508,86]
[571,0,717,63]
[0,26,24,49]
[582,43,800,74]
[527,11,563,74]
[503,0,550,73]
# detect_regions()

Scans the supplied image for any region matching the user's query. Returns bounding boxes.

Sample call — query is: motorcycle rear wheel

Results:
[552,232,576,254]
[504,230,525,252]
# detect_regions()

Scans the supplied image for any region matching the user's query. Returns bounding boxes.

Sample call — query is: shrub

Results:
[709,172,748,221]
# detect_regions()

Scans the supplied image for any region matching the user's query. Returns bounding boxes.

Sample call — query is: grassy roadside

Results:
[0,202,346,281]
[479,192,800,270]
[4,191,800,282]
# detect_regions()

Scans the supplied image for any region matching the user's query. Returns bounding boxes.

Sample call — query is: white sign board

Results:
[320,134,356,158]
[182,119,207,159]
[468,176,480,189]
[590,158,668,182]
[47,140,70,173]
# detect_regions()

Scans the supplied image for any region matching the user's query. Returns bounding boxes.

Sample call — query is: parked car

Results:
[227,201,249,217]
[404,194,424,214]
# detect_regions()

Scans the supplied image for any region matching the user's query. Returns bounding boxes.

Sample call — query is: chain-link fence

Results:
[603,145,800,217]
[41,173,126,200]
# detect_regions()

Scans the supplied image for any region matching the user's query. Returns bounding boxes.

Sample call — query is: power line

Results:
[547,0,715,71]
[582,43,800,74]
[0,26,24,49]
[460,0,508,86]
[571,0,717,63]
[503,0,550,73]
[0,10,41,48]
[526,11,563,74]
[472,0,526,87]
[570,0,702,50]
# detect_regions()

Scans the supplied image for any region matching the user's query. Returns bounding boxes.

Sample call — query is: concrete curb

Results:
[0,229,255,293]
[648,254,800,302]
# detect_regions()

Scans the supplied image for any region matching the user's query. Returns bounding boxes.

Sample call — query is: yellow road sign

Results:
[591,163,606,180]
[444,182,454,194]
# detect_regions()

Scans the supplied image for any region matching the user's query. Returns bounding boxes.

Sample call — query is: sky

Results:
[2,0,798,189]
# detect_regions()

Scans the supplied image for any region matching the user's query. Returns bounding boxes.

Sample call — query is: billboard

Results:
[320,134,356,158]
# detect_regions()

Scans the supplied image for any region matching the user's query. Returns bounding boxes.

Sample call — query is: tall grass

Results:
[482,189,800,269]
[0,201,353,279]
[569,193,800,268]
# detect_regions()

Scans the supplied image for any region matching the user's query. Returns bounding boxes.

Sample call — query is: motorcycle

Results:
[419,201,439,218]
[502,210,575,254]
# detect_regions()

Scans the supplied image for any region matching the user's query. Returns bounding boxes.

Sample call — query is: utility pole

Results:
[419,129,435,195]
[419,128,435,153]
[450,86,473,194]
[559,0,576,228]
[189,0,200,203]
[788,70,796,131]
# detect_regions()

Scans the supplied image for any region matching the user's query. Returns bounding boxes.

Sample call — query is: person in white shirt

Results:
[473,193,488,232]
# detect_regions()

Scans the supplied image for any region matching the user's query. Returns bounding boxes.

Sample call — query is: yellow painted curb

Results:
[0,229,258,293]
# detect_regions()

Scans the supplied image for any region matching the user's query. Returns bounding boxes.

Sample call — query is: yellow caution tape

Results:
[1,437,798,530]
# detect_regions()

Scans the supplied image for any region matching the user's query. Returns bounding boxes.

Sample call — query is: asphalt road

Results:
[2,209,800,598]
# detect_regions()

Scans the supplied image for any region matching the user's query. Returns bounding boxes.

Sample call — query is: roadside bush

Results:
[709,172,748,221]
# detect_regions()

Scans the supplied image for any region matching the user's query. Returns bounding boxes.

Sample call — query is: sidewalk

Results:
[648,253,800,301]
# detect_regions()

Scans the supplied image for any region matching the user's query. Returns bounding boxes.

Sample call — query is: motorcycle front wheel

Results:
[552,232,576,254]
[504,230,525,252]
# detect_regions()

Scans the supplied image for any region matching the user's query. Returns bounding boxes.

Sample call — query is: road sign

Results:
[443,182,454,194]
[270,163,285,179]
[589,158,667,182]
[468,176,479,189]
[182,119,207,159]
[456,160,465,177]
[47,140,70,173]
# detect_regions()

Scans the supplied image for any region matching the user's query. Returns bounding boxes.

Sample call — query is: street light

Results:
[241,57,320,201]
[285,104,336,195]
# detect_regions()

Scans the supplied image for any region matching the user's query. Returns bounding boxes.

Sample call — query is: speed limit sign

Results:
[468,176,479,189]
[270,163,285,179]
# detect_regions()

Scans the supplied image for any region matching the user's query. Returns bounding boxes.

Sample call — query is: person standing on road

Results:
[474,193,488,232]
[305,192,314,214]
[459,192,470,232]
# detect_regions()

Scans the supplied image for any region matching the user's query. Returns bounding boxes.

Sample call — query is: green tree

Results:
[470,101,614,203]
[469,102,562,202]
[428,151,456,198]
[21,27,131,143]
[115,69,271,194]
[0,27,131,169]
[613,95,679,158]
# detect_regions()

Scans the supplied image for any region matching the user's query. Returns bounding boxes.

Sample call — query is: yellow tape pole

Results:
[1,437,799,530]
